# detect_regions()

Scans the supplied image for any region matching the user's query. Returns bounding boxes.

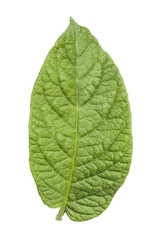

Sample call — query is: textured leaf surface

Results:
[29,18,132,221]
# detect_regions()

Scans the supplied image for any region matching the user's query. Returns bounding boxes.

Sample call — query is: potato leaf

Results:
[29,17,132,221]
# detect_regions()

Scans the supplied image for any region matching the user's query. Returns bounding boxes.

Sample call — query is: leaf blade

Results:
[29,18,132,221]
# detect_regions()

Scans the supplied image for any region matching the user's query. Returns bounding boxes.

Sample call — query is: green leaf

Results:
[29,17,132,221]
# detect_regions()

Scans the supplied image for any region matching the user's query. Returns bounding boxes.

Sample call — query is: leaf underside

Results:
[29,18,132,221]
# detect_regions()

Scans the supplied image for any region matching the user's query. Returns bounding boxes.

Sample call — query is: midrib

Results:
[56,24,78,221]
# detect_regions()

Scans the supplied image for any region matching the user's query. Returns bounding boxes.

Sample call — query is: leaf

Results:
[29,17,132,221]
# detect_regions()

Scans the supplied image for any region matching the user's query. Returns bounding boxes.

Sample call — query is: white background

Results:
[0,0,160,239]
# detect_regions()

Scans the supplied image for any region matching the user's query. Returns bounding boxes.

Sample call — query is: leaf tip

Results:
[70,16,74,22]
[70,17,78,26]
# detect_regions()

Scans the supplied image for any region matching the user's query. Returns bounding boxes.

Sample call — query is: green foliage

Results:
[29,18,132,221]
